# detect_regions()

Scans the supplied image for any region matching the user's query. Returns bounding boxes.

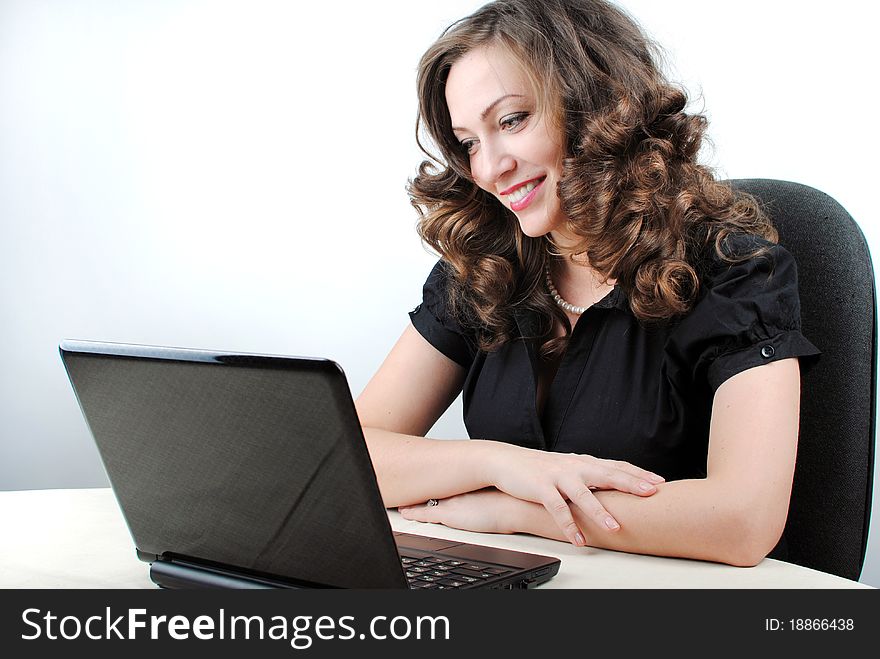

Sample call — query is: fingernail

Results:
[638,481,655,492]
[648,474,665,483]
[605,517,619,530]
[575,532,585,546]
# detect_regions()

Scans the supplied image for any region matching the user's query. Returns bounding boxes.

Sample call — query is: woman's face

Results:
[445,44,568,240]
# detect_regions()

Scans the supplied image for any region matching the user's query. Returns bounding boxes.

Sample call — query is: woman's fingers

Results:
[570,456,664,496]
[399,498,450,524]
[551,457,665,539]
[591,467,661,497]
[609,460,665,485]
[539,490,587,546]
[558,477,621,532]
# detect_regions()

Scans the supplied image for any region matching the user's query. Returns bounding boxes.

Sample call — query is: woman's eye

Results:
[460,139,478,155]
[500,112,529,130]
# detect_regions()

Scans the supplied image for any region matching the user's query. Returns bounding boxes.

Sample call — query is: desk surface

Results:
[0,488,869,589]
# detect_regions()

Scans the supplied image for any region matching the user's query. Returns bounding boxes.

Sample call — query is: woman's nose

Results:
[473,141,516,189]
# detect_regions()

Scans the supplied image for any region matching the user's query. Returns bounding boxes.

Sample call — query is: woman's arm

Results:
[356,323,665,546]
[356,323,487,504]
[579,357,800,565]
[402,357,801,567]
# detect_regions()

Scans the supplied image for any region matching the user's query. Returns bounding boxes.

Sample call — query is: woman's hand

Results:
[483,443,664,546]
[399,488,528,534]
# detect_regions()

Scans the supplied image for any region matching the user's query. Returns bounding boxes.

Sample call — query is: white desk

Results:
[0,488,869,589]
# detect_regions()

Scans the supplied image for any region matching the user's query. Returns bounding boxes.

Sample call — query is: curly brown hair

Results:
[408,0,777,358]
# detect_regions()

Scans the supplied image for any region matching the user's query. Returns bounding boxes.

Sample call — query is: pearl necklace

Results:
[544,264,588,315]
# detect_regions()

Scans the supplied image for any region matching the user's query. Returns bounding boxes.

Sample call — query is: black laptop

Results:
[59,340,561,589]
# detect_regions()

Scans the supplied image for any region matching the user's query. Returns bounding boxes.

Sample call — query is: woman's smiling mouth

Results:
[503,176,546,211]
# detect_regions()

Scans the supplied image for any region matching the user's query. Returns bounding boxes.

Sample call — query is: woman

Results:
[355,0,819,566]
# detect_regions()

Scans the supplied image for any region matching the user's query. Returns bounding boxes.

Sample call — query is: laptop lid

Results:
[60,340,408,588]
[60,340,560,589]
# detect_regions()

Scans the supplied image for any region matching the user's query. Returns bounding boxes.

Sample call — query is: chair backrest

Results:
[731,179,876,580]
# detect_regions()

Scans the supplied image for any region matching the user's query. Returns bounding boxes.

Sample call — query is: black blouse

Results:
[409,236,820,482]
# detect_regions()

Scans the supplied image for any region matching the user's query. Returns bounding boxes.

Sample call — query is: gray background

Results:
[2,0,877,585]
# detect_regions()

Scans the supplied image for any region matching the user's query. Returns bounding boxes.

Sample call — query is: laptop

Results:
[59,340,561,589]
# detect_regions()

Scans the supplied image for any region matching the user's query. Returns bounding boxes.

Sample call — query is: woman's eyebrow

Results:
[451,93,525,132]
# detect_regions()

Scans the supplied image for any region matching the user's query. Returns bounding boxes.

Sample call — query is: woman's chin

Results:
[514,208,565,239]
[516,217,552,239]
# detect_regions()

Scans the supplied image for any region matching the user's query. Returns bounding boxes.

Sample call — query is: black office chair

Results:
[731,179,876,580]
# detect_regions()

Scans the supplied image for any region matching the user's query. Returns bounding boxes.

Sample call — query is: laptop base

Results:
[150,560,305,589]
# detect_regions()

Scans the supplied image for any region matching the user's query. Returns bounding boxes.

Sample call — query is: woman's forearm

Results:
[517,479,784,567]
[363,426,666,541]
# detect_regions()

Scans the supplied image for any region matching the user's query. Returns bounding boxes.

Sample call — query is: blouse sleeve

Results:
[408,260,477,369]
[671,236,821,393]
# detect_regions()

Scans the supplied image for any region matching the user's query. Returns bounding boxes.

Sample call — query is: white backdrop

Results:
[1,0,877,585]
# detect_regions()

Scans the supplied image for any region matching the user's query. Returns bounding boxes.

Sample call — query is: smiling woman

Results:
[354,0,822,568]
[0,0,872,584]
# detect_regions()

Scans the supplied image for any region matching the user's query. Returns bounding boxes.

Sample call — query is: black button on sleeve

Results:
[671,238,820,392]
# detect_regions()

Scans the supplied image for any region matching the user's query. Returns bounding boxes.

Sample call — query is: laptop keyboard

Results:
[400,554,514,589]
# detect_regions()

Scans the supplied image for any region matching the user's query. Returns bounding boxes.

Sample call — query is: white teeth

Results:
[508,179,539,203]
